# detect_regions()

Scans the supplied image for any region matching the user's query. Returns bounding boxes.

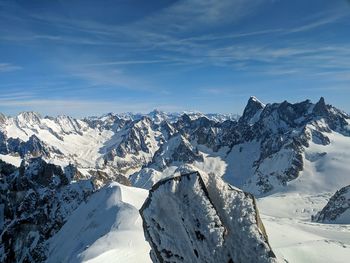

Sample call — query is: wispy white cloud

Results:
[70,69,146,90]
[137,0,265,32]
[287,11,348,33]
[84,59,169,66]
[200,87,232,95]
[0,63,22,72]
[180,29,283,42]
[0,91,35,100]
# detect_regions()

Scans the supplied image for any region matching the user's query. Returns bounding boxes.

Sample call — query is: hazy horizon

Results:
[0,96,336,119]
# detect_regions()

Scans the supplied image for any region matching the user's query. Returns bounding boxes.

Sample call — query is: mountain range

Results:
[0,97,349,263]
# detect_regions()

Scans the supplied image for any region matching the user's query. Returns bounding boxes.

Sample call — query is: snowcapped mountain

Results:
[1,97,350,263]
[1,96,349,199]
[130,97,350,196]
[86,110,238,126]
[0,109,237,184]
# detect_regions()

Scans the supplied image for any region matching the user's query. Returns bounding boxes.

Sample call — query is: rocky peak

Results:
[0,113,7,126]
[85,113,129,131]
[19,157,70,188]
[16,111,42,126]
[311,97,350,133]
[55,115,84,135]
[240,96,265,124]
[151,134,203,170]
[111,116,157,159]
[313,97,328,116]
[148,109,167,124]
[174,114,215,134]
[21,134,60,158]
[140,172,277,263]
[178,113,192,126]
[160,120,176,139]
[132,116,153,130]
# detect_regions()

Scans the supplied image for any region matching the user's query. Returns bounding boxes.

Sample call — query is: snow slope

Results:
[259,199,350,263]
[262,215,350,263]
[46,183,151,263]
[256,130,350,263]
[0,153,21,167]
[285,131,350,195]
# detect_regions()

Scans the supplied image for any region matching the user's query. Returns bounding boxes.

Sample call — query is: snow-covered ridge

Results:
[46,182,151,263]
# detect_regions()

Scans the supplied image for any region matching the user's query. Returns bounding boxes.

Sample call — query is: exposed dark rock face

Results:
[239,96,265,124]
[102,117,166,175]
[140,172,278,263]
[0,159,17,177]
[88,169,131,187]
[159,121,176,140]
[18,158,67,187]
[84,113,131,131]
[312,185,350,224]
[115,117,155,158]
[0,134,62,158]
[0,158,94,263]
[151,134,203,170]
[0,132,8,154]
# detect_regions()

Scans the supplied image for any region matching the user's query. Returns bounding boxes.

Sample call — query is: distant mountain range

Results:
[1,97,349,262]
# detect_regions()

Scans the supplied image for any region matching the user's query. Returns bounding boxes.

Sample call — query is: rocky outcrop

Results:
[151,134,203,170]
[140,172,278,263]
[88,169,131,188]
[0,158,94,263]
[239,96,265,125]
[312,185,350,224]
[0,134,62,158]
[102,117,164,175]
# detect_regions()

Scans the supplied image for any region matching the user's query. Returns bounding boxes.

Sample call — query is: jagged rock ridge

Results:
[140,172,278,263]
[0,158,94,262]
[312,185,350,224]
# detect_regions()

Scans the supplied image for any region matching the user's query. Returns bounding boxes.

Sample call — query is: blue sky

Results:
[1,0,350,117]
